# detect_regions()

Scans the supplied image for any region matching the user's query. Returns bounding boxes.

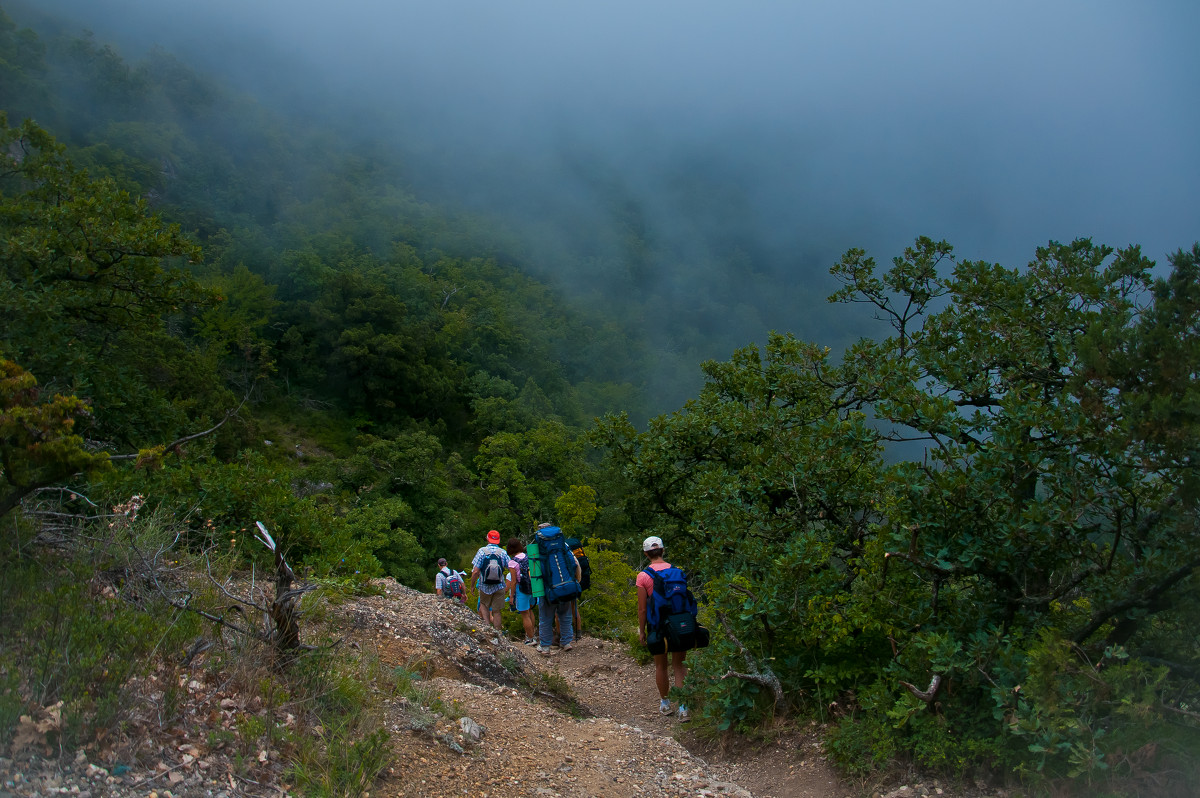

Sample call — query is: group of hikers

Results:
[433,525,705,721]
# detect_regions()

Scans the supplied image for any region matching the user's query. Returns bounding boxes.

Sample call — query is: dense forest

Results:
[1,4,1197,794]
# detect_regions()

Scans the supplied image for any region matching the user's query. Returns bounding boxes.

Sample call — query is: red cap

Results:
[487,529,500,544]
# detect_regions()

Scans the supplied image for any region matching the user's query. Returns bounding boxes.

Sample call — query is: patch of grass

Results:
[404,652,437,681]
[277,643,398,797]
[290,724,391,798]
[207,728,236,749]
[389,664,422,696]
[521,669,587,718]
[0,531,201,751]
[428,695,465,722]
[0,673,23,740]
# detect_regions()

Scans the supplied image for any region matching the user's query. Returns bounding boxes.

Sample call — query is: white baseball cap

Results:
[642,535,664,552]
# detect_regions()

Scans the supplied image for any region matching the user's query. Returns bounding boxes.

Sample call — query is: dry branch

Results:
[900,673,943,703]
[715,610,788,714]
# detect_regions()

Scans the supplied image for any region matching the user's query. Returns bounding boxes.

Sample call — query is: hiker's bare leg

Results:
[572,600,581,634]
[478,591,504,630]
[671,651,688,690]
[654,653,670,698]
[521,609,536,639]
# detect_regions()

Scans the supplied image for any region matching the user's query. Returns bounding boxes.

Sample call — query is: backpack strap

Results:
[642,566,667,596]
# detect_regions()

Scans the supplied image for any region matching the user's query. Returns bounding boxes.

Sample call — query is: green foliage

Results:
[94,452,389,578]
[0,532,201,750]
[0,8,48,121]
[0,115,227,447]
[555,484,599,533]
[599,238,1200,791]
[312,429,469,573]
[0,359,111,518]
[575,538,639,643]
[474,420,593,533]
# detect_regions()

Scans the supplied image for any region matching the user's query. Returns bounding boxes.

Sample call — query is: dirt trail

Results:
[1,578,979,798]
[556,637,847,798]
[355,580,852,798]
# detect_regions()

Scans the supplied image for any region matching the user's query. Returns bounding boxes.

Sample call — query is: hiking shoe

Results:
[659,699,672,715]
[523,638,535,645]
[562,642,574,651]
[677,705,690,721]
[536,645,552,655]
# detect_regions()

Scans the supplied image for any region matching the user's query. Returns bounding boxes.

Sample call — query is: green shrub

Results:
[93,453,392,578]
[576,539,638,641]
[0,538,200,750]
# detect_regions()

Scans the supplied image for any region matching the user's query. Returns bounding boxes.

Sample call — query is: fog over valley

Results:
[17,0,1200,404]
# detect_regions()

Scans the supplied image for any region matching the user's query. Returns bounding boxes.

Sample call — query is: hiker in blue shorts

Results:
[506,537,537,645]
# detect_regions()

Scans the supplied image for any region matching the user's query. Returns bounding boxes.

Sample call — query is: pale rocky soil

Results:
[1,578,1005,798]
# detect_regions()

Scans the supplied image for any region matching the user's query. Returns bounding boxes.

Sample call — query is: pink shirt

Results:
[636,561,672,593]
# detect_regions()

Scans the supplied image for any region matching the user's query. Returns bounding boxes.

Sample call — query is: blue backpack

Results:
[536,526,581,604]
[643,566,699,650]
[481,551,505,586]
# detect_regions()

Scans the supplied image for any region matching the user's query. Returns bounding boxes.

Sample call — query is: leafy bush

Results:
[94,453,395,579]
[576,539,638,643]
[597,239,1200,792]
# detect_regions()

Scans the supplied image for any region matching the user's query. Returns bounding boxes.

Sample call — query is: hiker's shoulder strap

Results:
[642,566,666,595]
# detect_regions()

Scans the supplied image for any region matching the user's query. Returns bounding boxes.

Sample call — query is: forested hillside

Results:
[2,5,1198,795]
[0,2,648,572]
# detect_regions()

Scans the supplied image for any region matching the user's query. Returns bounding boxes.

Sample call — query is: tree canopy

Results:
[597,237,1200,784]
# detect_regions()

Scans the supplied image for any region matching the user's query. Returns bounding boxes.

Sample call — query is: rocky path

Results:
[556,638,845,798]
[359,582,764,797]
[1,579,985,797]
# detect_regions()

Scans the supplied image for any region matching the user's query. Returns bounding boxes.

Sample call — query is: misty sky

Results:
[25,0,1200,353]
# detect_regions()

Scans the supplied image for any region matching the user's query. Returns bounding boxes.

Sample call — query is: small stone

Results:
[460,717,485,741]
